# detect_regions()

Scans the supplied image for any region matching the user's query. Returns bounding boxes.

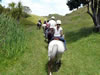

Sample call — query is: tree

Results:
[67,0,81,10]
[0,4,4,14]
[8,2,16,17]
[16,1,23,21]
[3,7,10,14]
[0,1,29,21]
[67,0,100,32]
[8,2,23,21]
[8,2,16,9]
[23,6,32,14]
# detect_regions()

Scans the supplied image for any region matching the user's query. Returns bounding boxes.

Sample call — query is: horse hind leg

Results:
[48,61,52,75]
[48,59,54,75]
[54,53,62,71]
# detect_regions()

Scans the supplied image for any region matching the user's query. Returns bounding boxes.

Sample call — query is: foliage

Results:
[3,8,10,14]
[0,4,4,14]
[67,0,88,10]
[23,6,32,14]
[8,2,23,21]
[0,14,26,58]
[0,2,31,21]
[8,2,15,9]
[22,12,30,18]
[67,0,100,32]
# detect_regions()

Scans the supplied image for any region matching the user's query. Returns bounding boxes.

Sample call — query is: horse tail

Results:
[50,44,58,59]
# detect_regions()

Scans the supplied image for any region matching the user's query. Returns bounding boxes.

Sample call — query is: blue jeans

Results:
[52,37,67,49]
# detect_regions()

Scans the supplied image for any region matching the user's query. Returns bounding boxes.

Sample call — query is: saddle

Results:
[53,37,64,43]
[54,37,59,40]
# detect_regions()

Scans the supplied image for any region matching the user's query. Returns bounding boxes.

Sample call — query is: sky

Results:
[0,0,71,16]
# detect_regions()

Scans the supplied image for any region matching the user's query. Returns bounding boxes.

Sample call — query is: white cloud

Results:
[41,0,51,3]
[1,0,71,16]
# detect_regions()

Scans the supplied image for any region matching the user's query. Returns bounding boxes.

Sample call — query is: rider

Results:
[37,19,42,29]
[53,20,67,50]
[45,20,50,38]
[46,20,50,30]
[42,20,47,32]
[48,16,56,38]
[49,16,56,29]
[47,16,56,42]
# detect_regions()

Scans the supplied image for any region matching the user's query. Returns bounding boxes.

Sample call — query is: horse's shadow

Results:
[45,61,62,74]
[52,61,62,72]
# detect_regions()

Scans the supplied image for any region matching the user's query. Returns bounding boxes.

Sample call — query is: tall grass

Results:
[0,14,26,59]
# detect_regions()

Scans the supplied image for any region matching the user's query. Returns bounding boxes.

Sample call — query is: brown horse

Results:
[47,28,54,43]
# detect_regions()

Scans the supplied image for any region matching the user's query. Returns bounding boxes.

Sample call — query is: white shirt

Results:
[49,20,56,28]
[42,24,46,27]
[38,22,41,25]
[54,26,63,37]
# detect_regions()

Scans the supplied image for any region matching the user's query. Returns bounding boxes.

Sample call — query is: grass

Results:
[20,14,47,27]
[0,14,26,59]
[0,26,48,75]
[0,6,100,75]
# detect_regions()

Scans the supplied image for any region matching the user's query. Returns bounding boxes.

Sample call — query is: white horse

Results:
[48,40,66,75]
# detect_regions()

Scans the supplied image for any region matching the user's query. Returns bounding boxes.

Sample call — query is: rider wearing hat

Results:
[53,20,67,50]
[49,16,56,29]
[47,16,56,43]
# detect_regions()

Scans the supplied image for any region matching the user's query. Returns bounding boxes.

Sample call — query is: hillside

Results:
[20,14,46,26]
[0,7,100,75]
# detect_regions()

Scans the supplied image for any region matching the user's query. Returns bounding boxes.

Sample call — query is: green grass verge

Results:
[0,14,26,62]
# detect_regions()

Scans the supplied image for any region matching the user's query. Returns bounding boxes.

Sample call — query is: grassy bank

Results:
[0,14,26,68]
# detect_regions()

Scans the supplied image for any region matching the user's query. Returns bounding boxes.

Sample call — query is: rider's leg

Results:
[59,37,67,50]
[51,37,67,50]
[46,29,49,38]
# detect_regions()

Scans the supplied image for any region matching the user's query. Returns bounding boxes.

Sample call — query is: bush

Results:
[0,14,26,58]
[22,12,30,18]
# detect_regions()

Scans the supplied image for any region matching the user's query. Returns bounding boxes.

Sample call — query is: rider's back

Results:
[54,26,63,37]
[49,20,56,28]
